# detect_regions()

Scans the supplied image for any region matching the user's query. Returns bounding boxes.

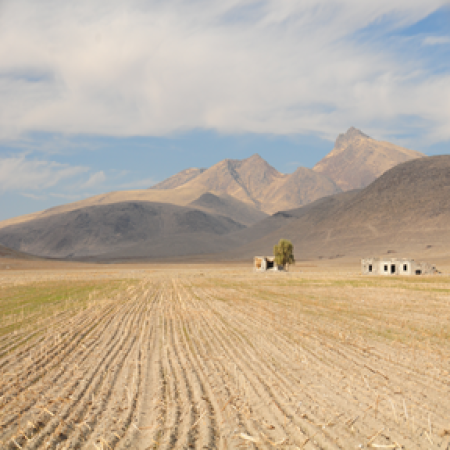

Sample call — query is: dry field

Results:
[1,265,450,449]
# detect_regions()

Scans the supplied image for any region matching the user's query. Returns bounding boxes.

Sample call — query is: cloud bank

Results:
[0,0,449,143]
[0,156,88,192]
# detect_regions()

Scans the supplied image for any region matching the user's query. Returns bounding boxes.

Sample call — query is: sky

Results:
[0,1,449,221]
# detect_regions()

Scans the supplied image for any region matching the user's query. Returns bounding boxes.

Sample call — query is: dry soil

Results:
[1,262,450,449]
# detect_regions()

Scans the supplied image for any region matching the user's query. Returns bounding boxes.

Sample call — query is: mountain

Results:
[188,192,267,226]
[0,202,245,259]
[0,154,339,230]
[143,128,424,214]
[0,127,426,238]
[0,244,37,260]
[150,167,206,189]
[222,190,361,249]
[0,186,266,230]
[313,127,424,190]
[261,166,342,213]
[2,156,446,262]
[174,154,341,214]
[223,155,450,260]
[181,154,284,210]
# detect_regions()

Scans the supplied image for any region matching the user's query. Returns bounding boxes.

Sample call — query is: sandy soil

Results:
[1,263,450,449]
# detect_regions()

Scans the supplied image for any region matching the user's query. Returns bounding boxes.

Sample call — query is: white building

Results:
[361,258,437,276]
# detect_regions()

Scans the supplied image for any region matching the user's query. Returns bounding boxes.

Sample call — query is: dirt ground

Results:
[1,260,450,449]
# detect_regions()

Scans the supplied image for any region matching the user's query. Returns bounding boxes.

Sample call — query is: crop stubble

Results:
[1,269,450,449]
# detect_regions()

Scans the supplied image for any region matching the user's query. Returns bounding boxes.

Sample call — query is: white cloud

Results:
[50,192,87,200]
[81,170,106,189]
[0,1,448,143]
[423,36,450,45]
[21,192,46,200]
[0,155,88,192]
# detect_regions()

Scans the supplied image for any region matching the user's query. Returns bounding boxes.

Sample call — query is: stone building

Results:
[254,256,282,272]
[361,258,437,276]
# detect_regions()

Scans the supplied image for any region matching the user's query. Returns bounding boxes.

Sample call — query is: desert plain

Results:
[1,259,450,450]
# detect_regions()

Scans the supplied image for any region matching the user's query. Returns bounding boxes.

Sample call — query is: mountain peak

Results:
[246,153,264,162]
[240,153,274,170]
[313,127,424,191]
[346,126,369,138]
[335,127,370,148]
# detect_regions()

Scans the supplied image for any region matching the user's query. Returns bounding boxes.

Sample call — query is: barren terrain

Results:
[1,263,450,449]
[313,127,424,190]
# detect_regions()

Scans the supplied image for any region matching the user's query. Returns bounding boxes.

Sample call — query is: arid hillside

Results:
[0,201,245,259]
[225,155,450,260]
[0,128,424,233]
[151,153,341,214]
[150,167,206,189]
[1,156,446,262]
[188,192,267,225]
[0,186,266,231]
[0,244,37,259]
[313,127,424,190]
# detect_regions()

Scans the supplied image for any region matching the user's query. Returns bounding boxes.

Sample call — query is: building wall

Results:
[361,258,436,276]
[254,256,282,272]
[254,257,266,272]
[399,261,411,275]
[361,258,379,275]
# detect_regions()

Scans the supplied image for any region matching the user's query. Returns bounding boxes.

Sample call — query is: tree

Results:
[274,239,295,271]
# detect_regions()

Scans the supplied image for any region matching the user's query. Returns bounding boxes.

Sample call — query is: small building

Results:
[361,257,437,276]
[254,256,283,272]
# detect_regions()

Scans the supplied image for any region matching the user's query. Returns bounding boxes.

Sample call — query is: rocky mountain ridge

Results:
[0,155,446,261]
[0,127,425,242]
[221,155,450,260]
[312,127,424,190]
[147,127,424,213]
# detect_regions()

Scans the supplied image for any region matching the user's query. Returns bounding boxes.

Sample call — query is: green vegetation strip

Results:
[0,278,137,337]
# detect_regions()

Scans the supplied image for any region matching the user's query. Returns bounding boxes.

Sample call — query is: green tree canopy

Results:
[274,239,295,271]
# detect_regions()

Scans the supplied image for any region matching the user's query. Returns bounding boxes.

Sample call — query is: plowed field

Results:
[1,268,450,449]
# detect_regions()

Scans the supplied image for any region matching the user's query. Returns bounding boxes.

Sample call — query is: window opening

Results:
[415,269,422,275]
[368,264,373,272]
[266,260,274,269]
[403,264,407,271]
[384,265,388,271]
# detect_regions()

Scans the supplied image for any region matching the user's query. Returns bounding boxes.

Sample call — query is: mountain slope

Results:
[0,186,207,230]
[223,155,450,259]
[0,187,266,232]
[0,244,37,260]
[313,127,424,190]
[180,154,340,214]
[1,156,446,262]
[0,202,245,259]
[263,166,341,213]
[150,167,206,189]
[188,192,268,226]
[0,127,426,233]
[181,154,281,209]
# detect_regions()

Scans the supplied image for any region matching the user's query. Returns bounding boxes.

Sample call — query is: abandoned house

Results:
[254,256,282,272]
[361,258,438,276]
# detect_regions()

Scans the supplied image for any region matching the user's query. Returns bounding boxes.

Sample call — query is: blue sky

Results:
[0,1,449,221]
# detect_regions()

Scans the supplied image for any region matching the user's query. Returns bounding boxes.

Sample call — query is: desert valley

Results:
[1,128,450,450]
